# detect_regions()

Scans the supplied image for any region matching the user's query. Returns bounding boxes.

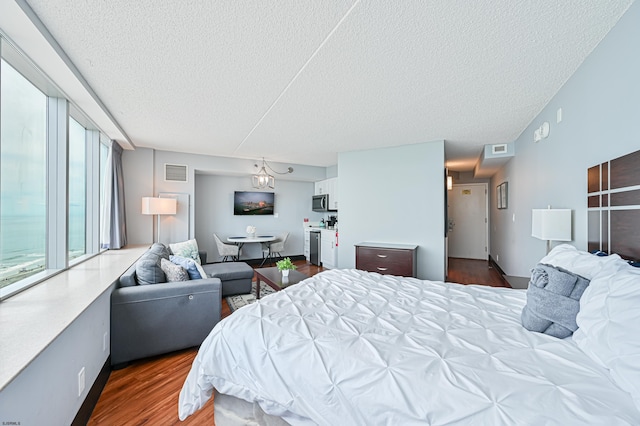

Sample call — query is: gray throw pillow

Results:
[160,258,190,282]
[149,242,171,260]
[136,250,166,285]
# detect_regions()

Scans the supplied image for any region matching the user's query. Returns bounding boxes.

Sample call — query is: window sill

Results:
[0,245,148,392]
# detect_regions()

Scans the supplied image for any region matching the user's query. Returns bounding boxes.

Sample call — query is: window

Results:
[0,59,47,289]
[68,118,86,260]
[0,36,109,299]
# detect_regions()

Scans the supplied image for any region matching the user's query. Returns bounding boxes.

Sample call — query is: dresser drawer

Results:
[355,244,417,277]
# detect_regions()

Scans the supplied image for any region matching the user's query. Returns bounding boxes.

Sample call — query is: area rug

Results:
[226,281,276,312]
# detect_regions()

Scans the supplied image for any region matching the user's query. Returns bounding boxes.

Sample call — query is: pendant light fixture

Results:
[252,158,293,189]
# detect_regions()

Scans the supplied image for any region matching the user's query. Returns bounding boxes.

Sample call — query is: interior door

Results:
[448,183,488,260]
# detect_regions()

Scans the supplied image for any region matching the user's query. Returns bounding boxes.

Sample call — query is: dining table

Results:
[227,235,277,266]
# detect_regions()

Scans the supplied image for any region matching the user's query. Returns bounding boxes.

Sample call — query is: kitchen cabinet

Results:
[314,177,339,210]
[355,242,417,277]
[321,229,338,269]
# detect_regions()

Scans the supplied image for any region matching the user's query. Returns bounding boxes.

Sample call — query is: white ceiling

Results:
[20,0,634,170]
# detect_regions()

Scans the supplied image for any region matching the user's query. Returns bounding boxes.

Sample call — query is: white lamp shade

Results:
[532,209,572,241]
[141,197,177,215]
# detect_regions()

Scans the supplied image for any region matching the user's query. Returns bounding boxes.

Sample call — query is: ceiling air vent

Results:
[491,144,508,155]
[165,164,188,182]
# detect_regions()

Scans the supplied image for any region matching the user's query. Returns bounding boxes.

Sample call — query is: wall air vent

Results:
[492,144,508,155]
[164,164,188,182]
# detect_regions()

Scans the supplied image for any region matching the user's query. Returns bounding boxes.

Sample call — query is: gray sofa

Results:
[111,243,253,367]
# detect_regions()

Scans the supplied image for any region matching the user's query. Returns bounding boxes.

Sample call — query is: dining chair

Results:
[214,234,240,262]
[262,232,289,265]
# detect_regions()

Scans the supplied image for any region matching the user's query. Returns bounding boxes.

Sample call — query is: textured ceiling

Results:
[22,0,633,169]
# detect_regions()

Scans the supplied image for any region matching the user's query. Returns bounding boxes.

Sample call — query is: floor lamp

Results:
[141,197,177,243]
[531,208,572,253]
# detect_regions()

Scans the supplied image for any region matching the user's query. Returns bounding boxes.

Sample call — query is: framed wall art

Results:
[497,182,508,209]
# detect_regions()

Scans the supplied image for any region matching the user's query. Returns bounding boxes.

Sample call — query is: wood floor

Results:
[88,258,505,425]
[446,257,509,287]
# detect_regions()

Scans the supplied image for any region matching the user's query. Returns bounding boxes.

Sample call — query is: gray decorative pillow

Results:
[149,242,171,260]
[521,263,590,338]
[135,250,166,285]
[160,258,190,282]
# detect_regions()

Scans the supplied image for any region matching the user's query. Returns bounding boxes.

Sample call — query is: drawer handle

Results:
[377,267,388,271]
[376,254,388,258]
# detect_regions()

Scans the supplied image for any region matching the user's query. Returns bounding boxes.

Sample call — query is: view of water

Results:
[0,214,85,288]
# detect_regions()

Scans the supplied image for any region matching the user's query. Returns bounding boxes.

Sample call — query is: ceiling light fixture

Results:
[252,158,293,189]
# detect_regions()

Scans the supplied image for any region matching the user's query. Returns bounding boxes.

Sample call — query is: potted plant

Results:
[276,257,296,277]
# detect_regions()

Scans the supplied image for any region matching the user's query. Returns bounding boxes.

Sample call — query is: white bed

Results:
[179,247,640,425]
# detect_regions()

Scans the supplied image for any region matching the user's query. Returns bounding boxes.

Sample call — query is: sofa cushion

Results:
[119,263,138,287]
[169,239,202,264]
[136,248,167,285]
[202,262,254,281]
[161,258,190,282]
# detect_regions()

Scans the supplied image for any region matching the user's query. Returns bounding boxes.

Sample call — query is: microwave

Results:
[312,194,336,212]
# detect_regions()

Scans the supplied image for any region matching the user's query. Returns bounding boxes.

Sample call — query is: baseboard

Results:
[72,357,111,426]
[489,255,519,287]
[488,255,504,275]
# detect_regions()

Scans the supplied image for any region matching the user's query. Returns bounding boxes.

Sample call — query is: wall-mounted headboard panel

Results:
[588,149,640,261]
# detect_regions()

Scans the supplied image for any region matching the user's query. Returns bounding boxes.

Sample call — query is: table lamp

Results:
[532,208,572,253]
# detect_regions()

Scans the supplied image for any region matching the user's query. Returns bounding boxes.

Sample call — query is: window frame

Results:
[0,34,109,300]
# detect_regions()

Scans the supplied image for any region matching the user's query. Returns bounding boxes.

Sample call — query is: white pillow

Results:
[195,262,208,280]
[573,266,640,411]
[539,244,627,280]
[169,239,202,264]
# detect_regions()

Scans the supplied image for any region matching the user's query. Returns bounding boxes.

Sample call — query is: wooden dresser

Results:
[355,242,418,278]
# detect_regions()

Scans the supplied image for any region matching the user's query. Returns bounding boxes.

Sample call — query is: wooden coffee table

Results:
[254,267,309,299]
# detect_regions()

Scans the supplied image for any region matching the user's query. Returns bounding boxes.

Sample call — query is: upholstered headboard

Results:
[588,149,640,261]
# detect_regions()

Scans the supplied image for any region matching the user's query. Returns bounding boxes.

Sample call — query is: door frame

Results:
[448,182,489,260]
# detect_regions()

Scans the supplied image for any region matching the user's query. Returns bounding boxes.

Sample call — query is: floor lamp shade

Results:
[531,209,572,241]
[141,197,177,243]
[141,197,177,215]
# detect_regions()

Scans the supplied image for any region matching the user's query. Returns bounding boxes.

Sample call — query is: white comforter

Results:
[179,269,639,425]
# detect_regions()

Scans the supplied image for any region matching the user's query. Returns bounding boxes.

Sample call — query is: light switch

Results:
[557,108,562,123]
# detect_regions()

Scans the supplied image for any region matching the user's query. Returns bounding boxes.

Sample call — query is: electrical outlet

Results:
[103,332,108,352]
[78,367,86,396]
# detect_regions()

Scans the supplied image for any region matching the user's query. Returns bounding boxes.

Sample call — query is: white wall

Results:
[195,174,324,261]
[0,290,111,425]
[122,147,154,244]
[490,2,640,276]
[338,141,446,281]
[123,149,327,245]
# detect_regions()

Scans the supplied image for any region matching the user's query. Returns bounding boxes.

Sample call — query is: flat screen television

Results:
[233,191,275,215]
